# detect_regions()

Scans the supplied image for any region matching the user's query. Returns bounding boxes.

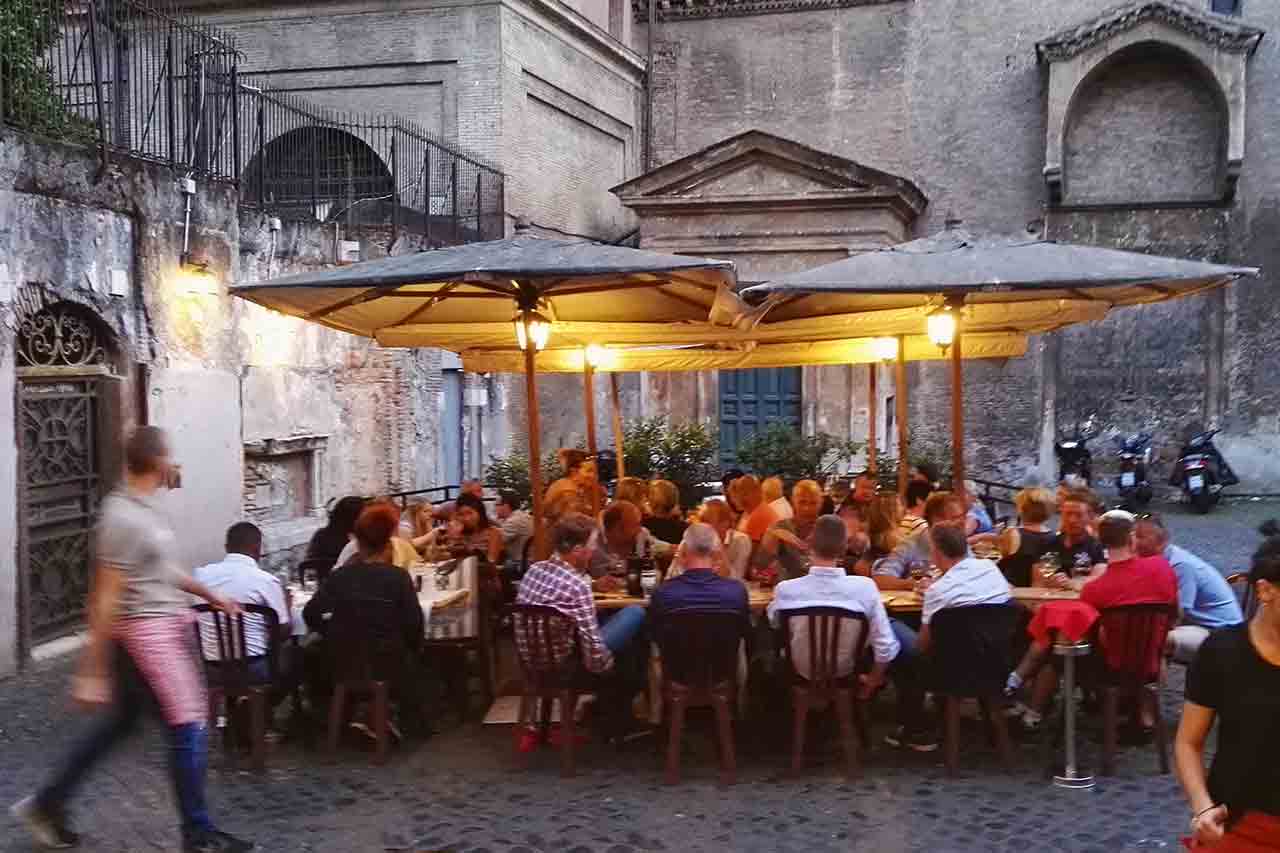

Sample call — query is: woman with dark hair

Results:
[1175,520,1280,850]
[305,495,366,567]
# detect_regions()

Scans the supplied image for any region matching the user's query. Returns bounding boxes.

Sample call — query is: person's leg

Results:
[887,619,932,745]
[167,722,213,838]
[600,605,646,654]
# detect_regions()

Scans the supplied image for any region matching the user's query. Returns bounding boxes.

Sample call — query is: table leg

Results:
[1053,642,1094,789]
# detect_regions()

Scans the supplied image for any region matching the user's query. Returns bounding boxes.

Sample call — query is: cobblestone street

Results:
[1,501,1269,853]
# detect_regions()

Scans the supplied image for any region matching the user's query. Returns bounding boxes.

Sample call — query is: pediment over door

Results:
[611,131,927,281]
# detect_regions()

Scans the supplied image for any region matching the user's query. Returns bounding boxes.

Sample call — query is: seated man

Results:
[1050,489,1107,586]
[767,516,932,751]
[753,479,825,581]
[303,502,428,738]
[1134,514,1243,663]
[916,523,1012,653]
[516,513,647,740]
[495,490,535,571]
[872,491,968,591]
[650,523,749,648]
[193,522,291,686]
[587,500,674,586]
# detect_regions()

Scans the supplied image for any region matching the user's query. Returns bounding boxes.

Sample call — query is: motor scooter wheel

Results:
[1191,489,1213,514]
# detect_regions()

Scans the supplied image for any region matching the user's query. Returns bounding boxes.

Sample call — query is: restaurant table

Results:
[593,585,1079,614]
[288,579,470,637]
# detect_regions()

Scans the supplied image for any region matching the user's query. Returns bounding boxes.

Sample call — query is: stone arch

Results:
[240,125,394,221]
[15,297,123,373]
[1063,41,1226,205]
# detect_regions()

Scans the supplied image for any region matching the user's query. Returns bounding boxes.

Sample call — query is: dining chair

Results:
[192,603,281,771]
[325,596,407,765]
[928,604,1020,776]
[780,607,870,778]
[423,557,496,720]
[654,609,746,786]
[509,604,585,777]
[1092,603,1177,776]
[1226,572,1258,621]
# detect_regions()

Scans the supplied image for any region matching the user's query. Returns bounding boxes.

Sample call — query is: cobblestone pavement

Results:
[0,501,1268,853]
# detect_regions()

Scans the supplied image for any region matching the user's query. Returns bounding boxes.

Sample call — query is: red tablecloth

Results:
[1027,600,1100,646]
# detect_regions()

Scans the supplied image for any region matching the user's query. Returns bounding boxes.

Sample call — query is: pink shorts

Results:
[114,614,207,726]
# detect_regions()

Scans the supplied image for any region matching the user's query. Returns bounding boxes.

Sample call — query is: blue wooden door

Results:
[718,368,803,467]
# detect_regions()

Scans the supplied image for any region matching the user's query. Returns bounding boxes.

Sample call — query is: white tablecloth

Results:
[289,557,476,637]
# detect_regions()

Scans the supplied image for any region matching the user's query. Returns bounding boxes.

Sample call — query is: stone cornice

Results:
[632,0,903,24]
[1036,0,1263,63]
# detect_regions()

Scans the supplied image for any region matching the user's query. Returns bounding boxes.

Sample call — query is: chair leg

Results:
[853,700,871,751]
[790,687,810,776]
[372,684,389,766]
[711,693,736,787]
[249,690,267,771]
[664,694,686,785]
[559,690,577,778]
[1150,686,1170,775]
[944,697,961,776]
[834,690,860,780]
[1101,687,1118,776]
[980,697,1014,770]
[514,693,532,766]
[327,684,347,755]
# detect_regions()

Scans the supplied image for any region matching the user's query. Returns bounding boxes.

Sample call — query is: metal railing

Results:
[1,0,504,242]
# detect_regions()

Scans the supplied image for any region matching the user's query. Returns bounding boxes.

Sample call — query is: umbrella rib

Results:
[391,281,464,328]
[546,279,671,297]
[465,279,520,297]
[665,272,723,293]
[655,284,713,314]
[308,284,406,320]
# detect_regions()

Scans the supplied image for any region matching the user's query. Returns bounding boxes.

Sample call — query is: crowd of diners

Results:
[45,427,1271,853]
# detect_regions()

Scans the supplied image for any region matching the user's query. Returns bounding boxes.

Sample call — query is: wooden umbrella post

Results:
[583,356,601,517]
[950,327,965,490]
[896,335,910,497]
[610,372,626,480]
[867,363,878,476]
[525,337,547,559]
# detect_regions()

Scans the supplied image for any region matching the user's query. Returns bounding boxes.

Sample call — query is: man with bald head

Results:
[587,500,675,583]
[650,523,749,633]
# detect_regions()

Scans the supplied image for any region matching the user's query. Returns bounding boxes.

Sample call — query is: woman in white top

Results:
[667,499,751,581]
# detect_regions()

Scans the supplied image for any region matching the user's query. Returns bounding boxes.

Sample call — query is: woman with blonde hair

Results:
[614,476,650,511]
[644,479,687,544]
[668,499,751,581]
[996,487,1057,587]
[854,493,903,575]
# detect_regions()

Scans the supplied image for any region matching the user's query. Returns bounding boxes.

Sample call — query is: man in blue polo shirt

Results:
[1134,514,1242,663]
[650,523,749,627]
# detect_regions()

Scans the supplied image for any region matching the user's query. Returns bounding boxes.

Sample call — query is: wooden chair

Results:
[325,597,407,765]
[510,604,585,777]
[191,604,281,771]
[654,610,746,786]
[1226,572,1258,621]
[1093,604,1176,776]
[928,604,1020,776]
[780,607,869,778]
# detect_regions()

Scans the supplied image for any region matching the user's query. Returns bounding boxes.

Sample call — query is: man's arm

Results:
[916,623,933,654]
[78,562,125,689]
[177,575,241,615]
[571,588,614,673]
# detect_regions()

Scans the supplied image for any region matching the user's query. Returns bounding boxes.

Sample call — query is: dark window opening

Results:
[1211,0,1240,15]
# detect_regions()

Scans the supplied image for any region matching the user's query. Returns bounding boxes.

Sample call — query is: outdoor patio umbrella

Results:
[743,231,1260,489]
[232,234,738,552]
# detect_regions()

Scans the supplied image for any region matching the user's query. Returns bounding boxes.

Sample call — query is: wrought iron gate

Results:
[18,376,102,643]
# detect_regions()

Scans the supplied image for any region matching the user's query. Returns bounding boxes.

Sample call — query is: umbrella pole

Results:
[610,372,626,480]
[951,329,965,489]
[867,364,878,476]
[583,360,601,517]
[896,336,909,497]
[525,346,547,559]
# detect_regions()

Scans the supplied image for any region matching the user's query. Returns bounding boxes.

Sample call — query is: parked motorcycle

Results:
[1170,428,1239,514]
[1056,418,1098,485]
[1116,431,1154,509]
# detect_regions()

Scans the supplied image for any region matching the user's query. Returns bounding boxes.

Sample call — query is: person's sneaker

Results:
[883,726,939,753]
[1016,709,1043,734]
[183,828,255,852]
[1004,700,1031,718]
[10,796,80,849]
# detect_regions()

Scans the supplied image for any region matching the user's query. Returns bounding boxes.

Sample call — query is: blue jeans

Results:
[37,642,214,840]
[601,604,646,653]
[889,618,928,733]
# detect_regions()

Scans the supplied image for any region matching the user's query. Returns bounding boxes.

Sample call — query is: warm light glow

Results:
[873,337,899,362]
[514,311,551,351]
[172,266,219,296]
[927,308,957,349]
[584,343,612,369]
[247,306,305,367]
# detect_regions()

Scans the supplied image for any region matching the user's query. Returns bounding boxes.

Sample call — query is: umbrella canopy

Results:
[231,234,737,344]
[744,232,1259,329]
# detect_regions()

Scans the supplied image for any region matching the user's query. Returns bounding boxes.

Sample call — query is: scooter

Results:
[1116,431,1154,509]
[1170,428,1239,514]
[1056,417,1098,485]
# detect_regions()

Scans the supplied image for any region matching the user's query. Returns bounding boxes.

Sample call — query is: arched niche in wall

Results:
[1037,2,1263,205]
[240,125,394,223]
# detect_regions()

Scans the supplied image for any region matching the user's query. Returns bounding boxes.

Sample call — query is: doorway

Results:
[717,367,802,467]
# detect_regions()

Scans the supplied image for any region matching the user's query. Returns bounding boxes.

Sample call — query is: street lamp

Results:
[514,310,551,351]
[927,299,961,352]
[873,336,899,362]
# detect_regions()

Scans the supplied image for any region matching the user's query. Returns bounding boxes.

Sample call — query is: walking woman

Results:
[12,427,252,852]
[1175,520,1280,851]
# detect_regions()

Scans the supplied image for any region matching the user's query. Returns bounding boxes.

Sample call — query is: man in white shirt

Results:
[192,522,290,677]
[495,490,535,569]
[917,523,1012,649]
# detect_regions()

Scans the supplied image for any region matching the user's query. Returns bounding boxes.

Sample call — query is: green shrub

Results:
[483,450,558,509]
[735,423,863,483]
[623,417,719,508]
[1,0,98,141]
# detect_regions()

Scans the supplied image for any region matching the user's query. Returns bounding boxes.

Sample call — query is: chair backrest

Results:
[1226,573,1259,621]
[510,604,581,688]
[297,557,335,587]
[191,603,280,687]
[655,609,745,689]
[327,597,408,683]
[1096,603,1177,684]
[780,606,869,687]
[928,604,1021,697]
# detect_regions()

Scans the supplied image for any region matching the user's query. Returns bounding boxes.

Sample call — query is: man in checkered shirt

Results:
[516,513,647,734]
